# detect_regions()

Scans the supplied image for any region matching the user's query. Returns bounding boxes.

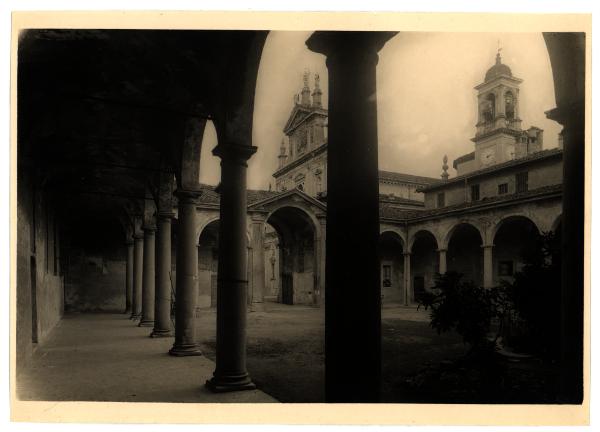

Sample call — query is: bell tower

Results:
[472,50,524,168]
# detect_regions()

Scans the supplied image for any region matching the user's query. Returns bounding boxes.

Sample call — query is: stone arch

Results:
[445,222,484,285]
[409,230,440,303]
[379,230,405,304]
[265,205,319,305]
[379,228,406,250]
[490,214,541,244]
[441,220,484,250]
[492,215,542,286]
[264,202,321,240]
[408,228,438,253]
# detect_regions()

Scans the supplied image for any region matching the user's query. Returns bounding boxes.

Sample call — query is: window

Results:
[437,192,445,208]
[499,261,514,276]
[382,265,391,287]
[498,183,508,195]
[470,184,480,201]
[516,171,528,193]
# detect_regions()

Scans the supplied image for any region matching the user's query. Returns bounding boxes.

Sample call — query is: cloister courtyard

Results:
[18,302,560,403]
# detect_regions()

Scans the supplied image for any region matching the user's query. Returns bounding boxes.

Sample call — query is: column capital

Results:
[306,31,397,61]
[157,211,176,220]
[143,225,157,233]
[133,233,144,240]
[436,248,448,253]
[175,189,203,205]
[249,212,268,223]
[481,243,494,249]
[126,240,134,246]
[212,143,257,165]
[403,251,412,257]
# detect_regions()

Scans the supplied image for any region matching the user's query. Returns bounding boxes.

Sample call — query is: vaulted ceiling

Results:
[18,29,268,238]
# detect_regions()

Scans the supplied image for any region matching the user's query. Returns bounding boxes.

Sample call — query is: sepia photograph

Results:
[8,9,591,426]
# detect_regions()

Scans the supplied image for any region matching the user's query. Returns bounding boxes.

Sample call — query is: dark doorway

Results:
[413,276,425,303]
[281,272,293,305]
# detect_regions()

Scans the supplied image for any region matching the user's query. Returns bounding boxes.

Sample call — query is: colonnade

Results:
[119,31,582,404]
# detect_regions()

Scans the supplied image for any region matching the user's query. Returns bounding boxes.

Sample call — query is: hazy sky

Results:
[199,31,560,189]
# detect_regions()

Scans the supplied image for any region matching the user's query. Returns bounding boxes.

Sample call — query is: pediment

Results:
[283,105,311,134]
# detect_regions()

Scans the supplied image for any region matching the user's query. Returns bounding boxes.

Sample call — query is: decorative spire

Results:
[301,68,311,106]
[441,155,449,180]
[496,40,502,64]
[312,73,322,108]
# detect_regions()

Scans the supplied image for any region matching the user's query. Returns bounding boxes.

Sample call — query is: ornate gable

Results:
[283,105,312,135]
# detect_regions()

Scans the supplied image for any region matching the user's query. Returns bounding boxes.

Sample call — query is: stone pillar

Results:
[139,226,156,327]
[169,191,202,356]
[438,248,447,275]
[403,252,411,306]
[315,215,327,306]
[125,240,134,314]
[482,244,494,288]
[250,213,266,311]
[131,233,144,320]
[151,212,174,337]
[206,143,257,393]
[306,31,396,402]
[544,32,585,403]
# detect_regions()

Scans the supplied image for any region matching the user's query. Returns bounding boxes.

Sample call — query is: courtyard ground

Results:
[195,302,468,402]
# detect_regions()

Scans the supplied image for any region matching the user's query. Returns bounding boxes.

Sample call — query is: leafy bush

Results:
[500,231,561,359]
[418,271,502,352]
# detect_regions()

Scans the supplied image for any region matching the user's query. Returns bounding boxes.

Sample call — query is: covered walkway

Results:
[16,313,276,403]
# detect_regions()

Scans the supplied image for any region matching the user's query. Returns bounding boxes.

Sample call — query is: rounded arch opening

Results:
[198,119,220,186]
[447,223,483,286]
[265,206,318,306]
[379,231,405,305]
[410,230,439,304]
[492,216,541,285]
[197,219,220,308]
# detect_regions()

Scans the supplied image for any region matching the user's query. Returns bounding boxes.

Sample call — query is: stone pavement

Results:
[16,313,277,403]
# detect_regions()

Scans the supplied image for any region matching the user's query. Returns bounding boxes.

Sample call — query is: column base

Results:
[249,302,264,312]
[138,319,154,327]
[168,343,203,357]
[150,329,173,338]
[130,313,142,321]
[205,374,256,393]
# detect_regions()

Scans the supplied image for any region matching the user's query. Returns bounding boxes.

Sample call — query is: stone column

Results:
[438,248,447,275]
[131,233,144,320]
[403,252,411,306]
[206,143,257,393]
[169,190,202,356]
[151,212,174,337]
[139,226,156,327]
[482,244,494,288]
[544,32,585,403]
[125,240,134,314]
[250,214,266,311]
[306,31,396,402]
[315,215,326,307]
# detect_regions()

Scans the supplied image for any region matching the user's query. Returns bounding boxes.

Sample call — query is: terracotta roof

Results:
[195,184,282,206]
[378,170,438,185]
[419,148,563,192]
[453,151,475,169]
[381,184,562,221]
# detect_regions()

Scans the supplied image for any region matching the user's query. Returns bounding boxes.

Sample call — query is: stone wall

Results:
[63,218,126,313]
[16,171,65,371]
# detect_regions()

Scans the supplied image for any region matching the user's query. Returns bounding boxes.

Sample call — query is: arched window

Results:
[505,91,515,120]
[482,93,496,124]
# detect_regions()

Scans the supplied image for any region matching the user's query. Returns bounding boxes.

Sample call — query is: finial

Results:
[303,69,310,89]
[441,155,449,180]
[280,138,286,155]
[314,73,320,90]
[496,40,502,64]
[301,68,311,105]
